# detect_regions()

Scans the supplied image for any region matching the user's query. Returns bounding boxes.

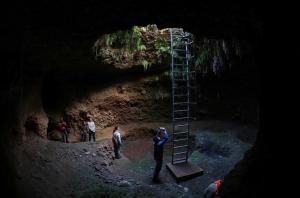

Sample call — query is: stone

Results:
[141,90,146,95]
[48,130,62,141]
[119,180,131,187]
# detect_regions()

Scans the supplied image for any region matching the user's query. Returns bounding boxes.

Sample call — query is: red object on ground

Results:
[214,179,222,195]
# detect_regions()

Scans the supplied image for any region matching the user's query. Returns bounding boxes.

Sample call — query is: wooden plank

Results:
[166,162,203,182]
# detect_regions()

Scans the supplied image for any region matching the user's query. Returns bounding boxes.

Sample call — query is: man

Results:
[203,179,222,198]
[80,121,88,142]
[152,127,169,183]
[87,117,96,141]
[57,118,69,143]
[112,126,122,159]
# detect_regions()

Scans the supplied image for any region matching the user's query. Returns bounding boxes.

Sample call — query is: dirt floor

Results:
[14,120,257,198]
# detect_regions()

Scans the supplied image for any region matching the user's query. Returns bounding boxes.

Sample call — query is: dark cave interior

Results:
[1,1,270,198]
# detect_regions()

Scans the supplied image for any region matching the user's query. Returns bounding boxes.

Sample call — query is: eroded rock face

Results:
[219,131,265,198]
[44,74,171,139]
[24,112,48,137]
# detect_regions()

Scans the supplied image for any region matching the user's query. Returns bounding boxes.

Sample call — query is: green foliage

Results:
[154,38,170,56]
[135,39,146,51]
[132,26,142,37]
[195,47,211,66]
[141,59,151,70]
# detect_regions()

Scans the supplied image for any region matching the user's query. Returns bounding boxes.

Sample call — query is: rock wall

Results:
[43,73,171,139]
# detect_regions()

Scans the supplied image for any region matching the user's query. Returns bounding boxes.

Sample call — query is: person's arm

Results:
[117,133,122,144]
[93,122,96,132]
[157,131,168,146]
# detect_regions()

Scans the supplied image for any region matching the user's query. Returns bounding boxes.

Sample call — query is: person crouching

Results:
[203,179,222,198]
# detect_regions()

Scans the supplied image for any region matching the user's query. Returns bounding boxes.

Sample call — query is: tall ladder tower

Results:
[166,28,203,182]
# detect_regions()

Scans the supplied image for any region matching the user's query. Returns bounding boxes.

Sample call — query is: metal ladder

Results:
[169,28,197,165]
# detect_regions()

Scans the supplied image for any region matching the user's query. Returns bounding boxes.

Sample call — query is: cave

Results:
[1,1,268,198]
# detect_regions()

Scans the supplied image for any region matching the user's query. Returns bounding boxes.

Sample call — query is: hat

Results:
[159,127,166,131]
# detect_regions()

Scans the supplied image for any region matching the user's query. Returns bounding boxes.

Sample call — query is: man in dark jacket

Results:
[152,127,169,183]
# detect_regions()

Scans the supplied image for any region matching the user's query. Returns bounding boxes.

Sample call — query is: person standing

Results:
[80,121,88,142]
[87,117,96,141]
[112,126,122,159]
[57,118,69,143]
[152,127,168,183]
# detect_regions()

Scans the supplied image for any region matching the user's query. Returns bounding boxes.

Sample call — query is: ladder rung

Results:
[173,86,197,89]
[174,102,196,105]
[173,145,188,149]
[174,124,189,128]
[173,102,188,105]
[173,138,188,142]
[174,109,188,112]
[174,151,188,155]
[172,72,196,75]
[173,157,187,161]
[174,117,189,120]
[173,49,186,51]
[173,102,197,105]
[174,79,187,82]
[173,156,187,161]
[173,56,192,59]
[172,159,187,164]
[174,131,189,135]
[173,64,187,66]
[174,95,187,97]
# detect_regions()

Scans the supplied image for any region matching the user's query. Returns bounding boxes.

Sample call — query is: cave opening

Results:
[17,24,259,197]
[3,2,263,197]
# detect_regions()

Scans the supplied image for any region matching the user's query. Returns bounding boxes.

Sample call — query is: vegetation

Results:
[194,38,241,75]
[94,25,241,74]
[94,24,170,70]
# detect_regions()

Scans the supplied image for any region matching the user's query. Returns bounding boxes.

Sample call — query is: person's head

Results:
[60,117,64,122]
[114,126,118,132]
[214,179,222,185]
[157,127,166,138]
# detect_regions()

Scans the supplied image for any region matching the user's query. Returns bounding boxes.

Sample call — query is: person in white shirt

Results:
[87,118,96,142]
[112,126,122,159]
